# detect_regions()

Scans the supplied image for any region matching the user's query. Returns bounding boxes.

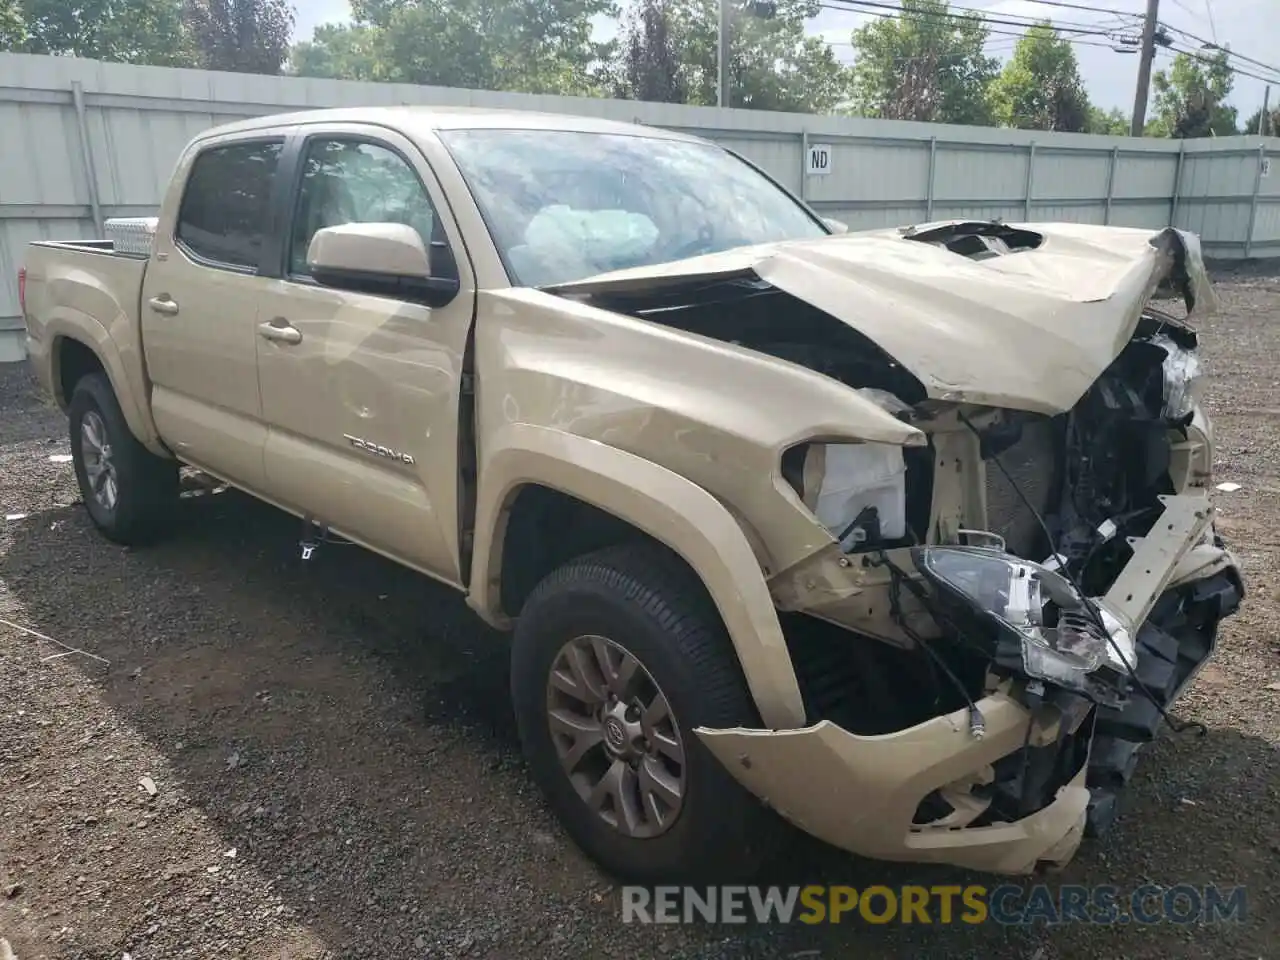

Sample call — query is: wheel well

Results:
[498,485,660,618]
[56,337,105,406]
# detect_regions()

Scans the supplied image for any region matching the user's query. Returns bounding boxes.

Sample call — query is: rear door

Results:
[141,132,289,491]
[255,124,476,584]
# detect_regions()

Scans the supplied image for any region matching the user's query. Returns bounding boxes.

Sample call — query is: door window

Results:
[289,139,438,278]
[176,139,284,270]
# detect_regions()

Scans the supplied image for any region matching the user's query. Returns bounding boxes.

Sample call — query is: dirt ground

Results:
[2,262,1279,960]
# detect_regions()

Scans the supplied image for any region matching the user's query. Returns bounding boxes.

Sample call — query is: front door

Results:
[256,126,476,585]
[141,134,287,491]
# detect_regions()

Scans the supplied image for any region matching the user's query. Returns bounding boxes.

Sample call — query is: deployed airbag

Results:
[508,205,659,288]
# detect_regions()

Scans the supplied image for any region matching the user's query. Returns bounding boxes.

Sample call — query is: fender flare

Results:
[468,424,806,731]
[44,313,163,453]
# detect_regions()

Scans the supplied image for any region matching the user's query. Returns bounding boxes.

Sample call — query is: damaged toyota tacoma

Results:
[19,108,1243,883]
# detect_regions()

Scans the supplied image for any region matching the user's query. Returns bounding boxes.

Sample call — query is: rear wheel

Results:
[511,542,784,883]
[68,372,178,545]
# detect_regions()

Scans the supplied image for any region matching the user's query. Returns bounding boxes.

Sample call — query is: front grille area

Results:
[984,418,1060,559]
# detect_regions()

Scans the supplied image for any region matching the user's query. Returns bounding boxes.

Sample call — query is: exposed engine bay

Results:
[557,222,1243,838]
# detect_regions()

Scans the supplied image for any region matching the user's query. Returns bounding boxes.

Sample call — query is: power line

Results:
[1154,43,1280,86]
[820,6,1139,54]
[1159,43,1280,85]
[822,1,1280,88]
[898,0,1150,45]
[1166,0,1221,48]
[1166,42,1280,84]
[821,0,1131,36]
[974,0,1145,16]
[940,0,1146,35]
[818,2,1142,57]
[818,0,1138,50]
[826,37,1023,53]
[1157,23,1280,80]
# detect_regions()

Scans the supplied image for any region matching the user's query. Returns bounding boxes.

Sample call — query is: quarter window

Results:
[176,140,283,269]
[289,139,438,277]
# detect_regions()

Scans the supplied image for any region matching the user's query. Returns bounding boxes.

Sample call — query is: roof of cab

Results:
[197,105,706,145]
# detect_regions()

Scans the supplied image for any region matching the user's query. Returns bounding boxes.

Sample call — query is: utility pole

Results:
[1130,0,1160,137]
[1262,85,1272,137]
[717,0,729,108]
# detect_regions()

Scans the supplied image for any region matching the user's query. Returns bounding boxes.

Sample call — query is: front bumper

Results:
[699,493,1242,873]
[698,692,1090,874]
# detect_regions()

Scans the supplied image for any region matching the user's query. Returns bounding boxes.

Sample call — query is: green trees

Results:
[614,0,686,103]
[183,0,294,74]
[5,0,190,65]
[663,0,847,111]
[1243,105,1279,136]
[290,0,616,95]
[0,0,28,50]
[289,23,382,81]
[292,0,846,110]
[1085,106,1131,136]
[0,0,1264,138]
[988,22,1090,132]
[1150,50,1239,138]
[846,0,997,124]
[0,0,294,72]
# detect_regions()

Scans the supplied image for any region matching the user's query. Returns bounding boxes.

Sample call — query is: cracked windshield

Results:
[439,128,828,287]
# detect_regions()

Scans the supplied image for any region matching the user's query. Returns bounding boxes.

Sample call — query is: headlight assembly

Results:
[782,389,919,552]
[914,546,1135,705]
[1150,333,1202,421]
[793,441,908,550]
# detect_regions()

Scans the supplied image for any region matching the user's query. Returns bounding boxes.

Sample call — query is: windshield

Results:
[438,128,828,288]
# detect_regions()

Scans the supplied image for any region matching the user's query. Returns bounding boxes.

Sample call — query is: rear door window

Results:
[176,140,284,270]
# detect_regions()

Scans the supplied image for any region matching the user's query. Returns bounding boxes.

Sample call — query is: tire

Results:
[68,372,178,545]
[511,542,784,884]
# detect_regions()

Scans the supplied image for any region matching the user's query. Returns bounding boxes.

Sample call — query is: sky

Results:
[292,0,1276,119]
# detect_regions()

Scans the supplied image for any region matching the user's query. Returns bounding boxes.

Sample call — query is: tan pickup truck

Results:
[19,106,1243,883]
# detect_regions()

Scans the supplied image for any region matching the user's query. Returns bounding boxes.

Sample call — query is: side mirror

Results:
[822,217,849,234]
[307,222,458,303]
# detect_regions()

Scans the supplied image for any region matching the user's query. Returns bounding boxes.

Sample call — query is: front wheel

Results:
[511,543,784,884]
[68,372,178,545]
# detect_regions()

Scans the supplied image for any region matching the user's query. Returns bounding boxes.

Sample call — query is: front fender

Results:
[468,423,806,731]
[478,287,925,577]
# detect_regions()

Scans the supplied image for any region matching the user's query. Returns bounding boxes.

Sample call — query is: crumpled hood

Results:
[546,221,1217,415]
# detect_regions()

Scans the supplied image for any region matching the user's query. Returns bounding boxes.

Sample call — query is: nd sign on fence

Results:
[806,142,833,175]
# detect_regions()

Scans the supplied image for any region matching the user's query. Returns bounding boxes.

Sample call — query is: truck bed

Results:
[32,239,149,260]
[22,239,156,446]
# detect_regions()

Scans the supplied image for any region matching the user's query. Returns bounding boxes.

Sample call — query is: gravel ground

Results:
[2,263,1279,959]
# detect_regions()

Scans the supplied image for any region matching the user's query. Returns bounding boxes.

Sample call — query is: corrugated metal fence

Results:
[2,51,1278,360]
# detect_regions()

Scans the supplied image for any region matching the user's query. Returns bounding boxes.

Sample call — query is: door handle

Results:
[258,320,302,345]
[148,295,179,316]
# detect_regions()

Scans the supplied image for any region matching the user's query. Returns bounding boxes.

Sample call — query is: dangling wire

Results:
[874,551,986,739]
[957,410,1206,738]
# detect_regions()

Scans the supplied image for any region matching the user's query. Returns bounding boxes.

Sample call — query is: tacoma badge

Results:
[343,434,416,465]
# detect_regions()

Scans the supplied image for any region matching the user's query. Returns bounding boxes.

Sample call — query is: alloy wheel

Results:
[80,409,119,511]
[545,634,686,839]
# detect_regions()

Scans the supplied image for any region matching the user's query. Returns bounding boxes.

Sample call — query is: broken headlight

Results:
[792,441,908,550]
[914,546,1133,705]
[1150,333,1202,421]
[789,389,915,551]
